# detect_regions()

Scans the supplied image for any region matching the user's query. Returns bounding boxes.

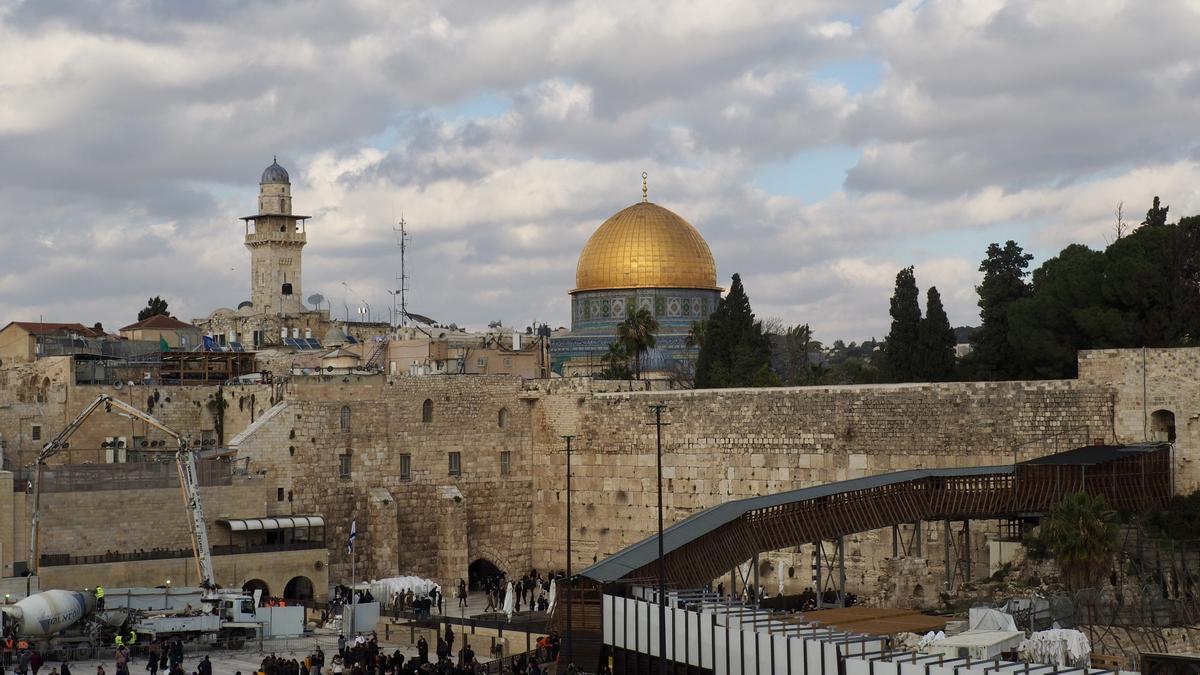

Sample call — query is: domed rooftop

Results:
[574,201,719,293]
[260,157,290,184]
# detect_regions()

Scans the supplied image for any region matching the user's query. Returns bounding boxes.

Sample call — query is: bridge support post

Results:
[813,541,823,609]
[914,521,922,557]
[837,536,846,607]
[963,519,971,583]
[943,519,953,592]
[752,552,760,605]
[892,525,899,558]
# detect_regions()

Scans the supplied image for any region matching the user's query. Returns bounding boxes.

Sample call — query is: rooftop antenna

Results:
[393,215,410,328]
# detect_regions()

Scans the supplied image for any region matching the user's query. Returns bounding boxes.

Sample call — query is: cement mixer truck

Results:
[1,588,260,660]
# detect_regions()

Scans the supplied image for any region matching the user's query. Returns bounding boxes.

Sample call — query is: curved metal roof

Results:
[217,515,324,531]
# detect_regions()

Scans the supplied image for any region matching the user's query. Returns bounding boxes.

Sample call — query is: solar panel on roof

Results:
[344,335,358,344]
[304,338,321,349]
[229,342,244,352]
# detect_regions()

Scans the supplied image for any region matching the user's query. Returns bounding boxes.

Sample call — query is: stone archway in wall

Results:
[468,545,511,588]
[1151,409,1177,443]
[284,576,315,603]
[242,579,270,601]
[468,559,504,592]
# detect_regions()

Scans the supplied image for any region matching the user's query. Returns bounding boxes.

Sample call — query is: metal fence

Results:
[39,541,325,567]
[13,459,234,493]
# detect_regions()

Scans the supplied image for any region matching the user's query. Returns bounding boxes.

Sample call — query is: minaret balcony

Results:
[245,230,307,245]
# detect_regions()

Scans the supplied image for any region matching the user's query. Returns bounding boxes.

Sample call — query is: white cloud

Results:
[2,0,1200,343]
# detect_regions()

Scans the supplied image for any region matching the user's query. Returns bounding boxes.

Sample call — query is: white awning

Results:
[217,516,325,532]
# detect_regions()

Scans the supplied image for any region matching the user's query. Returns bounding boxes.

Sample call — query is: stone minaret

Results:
[241,158,308,315]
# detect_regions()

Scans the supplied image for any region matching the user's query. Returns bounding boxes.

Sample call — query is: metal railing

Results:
[39,540,324,567]
[13,460,233,493]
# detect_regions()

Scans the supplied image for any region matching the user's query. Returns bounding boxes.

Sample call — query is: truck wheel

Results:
[74,644,95,661]
[227,636,245,650]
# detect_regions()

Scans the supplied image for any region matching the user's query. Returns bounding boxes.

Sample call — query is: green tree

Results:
[685,319,708,351]
[615,307,659,379]
[1006,245,1124,378]
[1143,195,1169,227]
[138,296,171,321]
[1039,492,1120,590]
[695,274,780,388]
[971,241,1033,379]
[782,323,822,385]
[881,267,921,382]
[917,287,956,380]
[596,341,633,380]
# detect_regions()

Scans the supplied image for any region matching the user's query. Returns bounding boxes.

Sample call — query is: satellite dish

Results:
[308,293,325,309]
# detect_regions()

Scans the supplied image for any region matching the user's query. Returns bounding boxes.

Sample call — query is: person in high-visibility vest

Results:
[114,634,123,648]
[94,586,105,610]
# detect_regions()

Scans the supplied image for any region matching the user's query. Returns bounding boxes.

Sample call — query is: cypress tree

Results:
[881,266,922,382]
[973,241,1033,379]
[695,274,779,388]
[917,287,957,380]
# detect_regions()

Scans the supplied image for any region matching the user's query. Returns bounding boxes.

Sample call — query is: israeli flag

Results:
[347,520,357,554]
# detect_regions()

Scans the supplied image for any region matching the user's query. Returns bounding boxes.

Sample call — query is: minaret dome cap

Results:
[260,156,290,184]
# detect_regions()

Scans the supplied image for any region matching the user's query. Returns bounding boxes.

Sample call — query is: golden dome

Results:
[573,201,719,293]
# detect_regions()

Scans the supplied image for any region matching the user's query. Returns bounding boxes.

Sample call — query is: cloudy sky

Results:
[3,0,1200,341]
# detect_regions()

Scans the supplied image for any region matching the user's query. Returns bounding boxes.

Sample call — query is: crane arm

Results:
[28,395,219,594]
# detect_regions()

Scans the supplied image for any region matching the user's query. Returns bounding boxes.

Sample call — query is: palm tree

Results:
[616,307,659,379]
[1041,491,1120,589]
[597,341,633,380]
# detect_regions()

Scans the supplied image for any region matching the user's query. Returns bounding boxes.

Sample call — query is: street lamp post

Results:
[561,434,575,668]
[649,404,668,675]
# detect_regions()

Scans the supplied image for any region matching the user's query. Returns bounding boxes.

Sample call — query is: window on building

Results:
[31,425,40,441]
[503,357,512,369]
[180,335,189,347]
[448,452,461,476]
[422,399,433,423]
[340,406,351,432]
[277,487,285,502]
[1151,409,1177,443]
[400,453,412,480]
[498,407,509,428]
[500,451,511,476]
[339,454,352,479]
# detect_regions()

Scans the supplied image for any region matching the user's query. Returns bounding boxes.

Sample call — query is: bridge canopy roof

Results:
[577,465,1010,584]
[576,442,1170,586]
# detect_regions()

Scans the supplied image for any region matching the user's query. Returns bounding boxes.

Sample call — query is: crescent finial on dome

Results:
[642,171,648,203]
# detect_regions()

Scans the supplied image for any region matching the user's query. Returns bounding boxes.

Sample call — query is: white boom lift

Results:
[28,395,219,593]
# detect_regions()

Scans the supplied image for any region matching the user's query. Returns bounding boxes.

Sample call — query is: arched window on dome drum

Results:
[422,399,433,423]
[339,406,351,432]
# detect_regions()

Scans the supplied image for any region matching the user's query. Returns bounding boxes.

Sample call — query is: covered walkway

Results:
[575,443,1172,589]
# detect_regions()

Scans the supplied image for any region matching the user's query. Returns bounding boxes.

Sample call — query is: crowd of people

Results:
[474,570,563,615]
[327,630,487,674]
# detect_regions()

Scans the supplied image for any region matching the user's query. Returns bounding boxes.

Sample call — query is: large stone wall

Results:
[527,378,1116,594]
[229,374,537,589]
[16,345,1200,602]
[1079,347,1200,492]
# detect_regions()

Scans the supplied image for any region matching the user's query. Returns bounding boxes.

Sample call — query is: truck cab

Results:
[217,595,258,623]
